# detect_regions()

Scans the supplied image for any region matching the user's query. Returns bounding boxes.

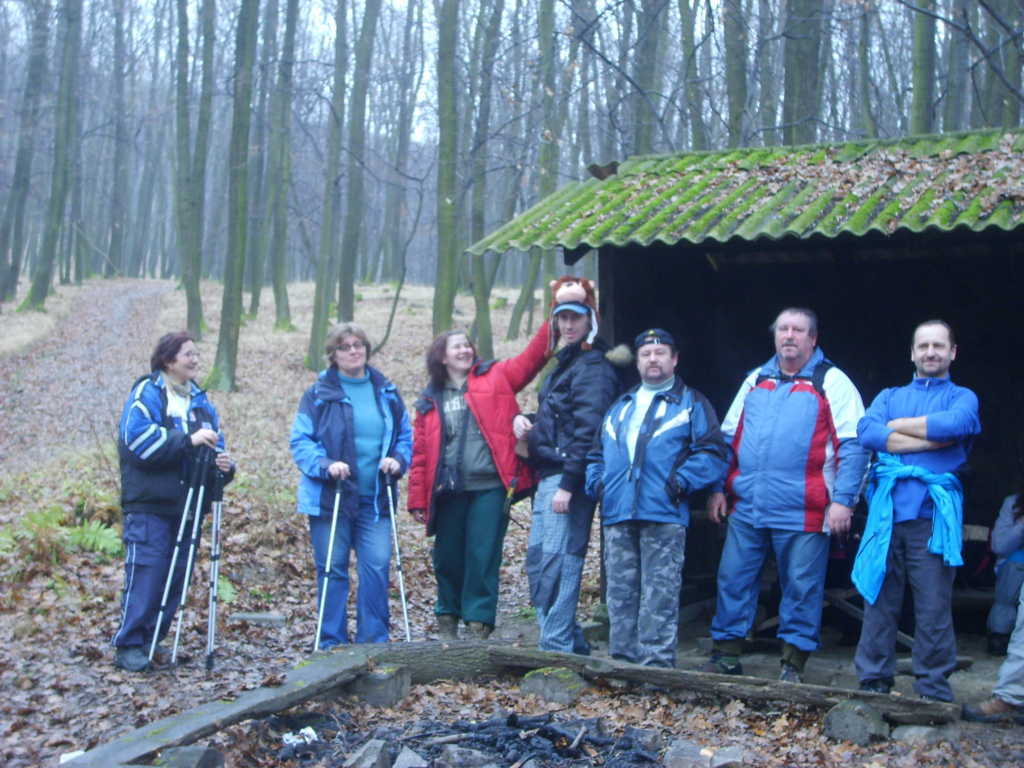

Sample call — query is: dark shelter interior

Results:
[575,227,1024,629]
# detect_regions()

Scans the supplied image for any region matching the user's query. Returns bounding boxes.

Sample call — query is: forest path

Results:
[0,278,174,476]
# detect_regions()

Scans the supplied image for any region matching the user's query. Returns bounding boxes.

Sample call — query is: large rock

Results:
[710,745,751,767]
[890,724,961,745]
[622,725,663,752]
[392,746,428,768]
[342,738,390,768]
[663,737,710,768]
[436,744,495,767]
[347,665,412,708]
[520,666,588,705]
[823,700,890,746]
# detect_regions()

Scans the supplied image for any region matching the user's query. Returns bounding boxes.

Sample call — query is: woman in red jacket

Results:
[408,321,551,640]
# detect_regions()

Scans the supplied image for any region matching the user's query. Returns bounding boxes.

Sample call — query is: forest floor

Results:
[1,277,1023,767]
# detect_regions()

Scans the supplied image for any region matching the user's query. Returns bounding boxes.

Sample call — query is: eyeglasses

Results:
[336,342,364,352]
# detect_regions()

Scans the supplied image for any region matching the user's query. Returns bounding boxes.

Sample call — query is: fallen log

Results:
[487,646,959,726]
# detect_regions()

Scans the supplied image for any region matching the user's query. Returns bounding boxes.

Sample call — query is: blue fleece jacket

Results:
[857,376,980,522]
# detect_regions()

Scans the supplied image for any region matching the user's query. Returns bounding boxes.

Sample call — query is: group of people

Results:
[110,281,1016,718]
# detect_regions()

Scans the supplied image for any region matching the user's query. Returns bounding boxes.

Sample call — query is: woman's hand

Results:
[410,509,427,523]
[190,428,219,448]
[327,461,351,480]
[379,457,401,475]
[214,451,233,473]
[513,414,533,440]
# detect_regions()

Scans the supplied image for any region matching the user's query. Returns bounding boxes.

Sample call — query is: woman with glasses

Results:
[290,322,412,648]
[112,332,235,672]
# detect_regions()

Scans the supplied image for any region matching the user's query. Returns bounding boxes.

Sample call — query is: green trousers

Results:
[432,488,507,625]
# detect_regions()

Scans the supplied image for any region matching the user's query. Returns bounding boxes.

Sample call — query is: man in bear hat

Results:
[514,277,621,654]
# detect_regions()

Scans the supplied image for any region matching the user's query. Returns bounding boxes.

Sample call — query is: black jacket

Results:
[526,337,620,493]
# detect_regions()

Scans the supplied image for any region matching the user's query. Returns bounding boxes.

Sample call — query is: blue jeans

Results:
[711,515,829,652]
[308,496,391,647]
[526,474,594,654]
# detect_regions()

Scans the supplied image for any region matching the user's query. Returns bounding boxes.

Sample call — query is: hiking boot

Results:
[858,678,893,694]
[114,646,150,673]
[702,651,742,676]
[466,621,493,640]
[963,696,1024,723]
[779,662,803,683]
[436,614,459,641]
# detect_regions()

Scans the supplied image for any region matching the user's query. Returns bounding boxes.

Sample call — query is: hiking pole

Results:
[313,476,343,652]
[205,469,226,671]
[171,446,214,665]
[149,447,208,663]
[386,475,411,642]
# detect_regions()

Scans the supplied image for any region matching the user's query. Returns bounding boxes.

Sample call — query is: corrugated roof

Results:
[467,129,1024,256]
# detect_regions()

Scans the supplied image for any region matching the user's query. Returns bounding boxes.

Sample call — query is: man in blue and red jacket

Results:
[707,308,870,682]
[853,319,980,702]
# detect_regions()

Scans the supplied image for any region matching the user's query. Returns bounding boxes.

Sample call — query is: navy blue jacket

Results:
[290,365,413,520]
[585,378,729,526]
[118,373,231,516]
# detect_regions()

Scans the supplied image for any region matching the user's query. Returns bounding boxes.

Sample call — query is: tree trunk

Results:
[0,0,49,302]
[105,0,129,278]
[910,0,936,134]
[943,0,970,131]
[269,0,298,331]
[632,0,664,154]
[782,0,824,145]
[207,0,260,392]
[856,6,878,138]
[723,0,748,147]
[22,0,82,310]
[246,0,280,317]
[337,0,384,322]
[679,0,707,150]
[468,0,505,359]
[756,0,779,146]
[432,0,460,334]
[306,0,348,369]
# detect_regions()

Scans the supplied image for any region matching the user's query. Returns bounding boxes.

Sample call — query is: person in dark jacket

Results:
[585,329,729,667]
[407,320,551,639]
[514,277,621,654]
[290,322,412,649]
[112,331,235,672]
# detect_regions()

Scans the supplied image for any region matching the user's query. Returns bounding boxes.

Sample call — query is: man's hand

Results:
[190,428,219,448]
[214,451,233,473]
[708,492,729,523]
[885,431,952,454]
[827,502,854,536]
[327,461,351,480]
[410,509,427,524]
[513,414,533,440]
[379,457,401,475]
[552,488,572,514]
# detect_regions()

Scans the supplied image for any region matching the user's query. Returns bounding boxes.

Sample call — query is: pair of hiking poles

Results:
[148,446,226,671]
[313,474,411,651]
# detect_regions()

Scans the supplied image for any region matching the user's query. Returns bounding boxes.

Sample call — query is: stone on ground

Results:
[392,746,429,768]
[347,665,412,708]
[520,666,588,705]
[663,737,711,768]
[823,699,890,745]
[891,724,961,745]
[342,738,389,768]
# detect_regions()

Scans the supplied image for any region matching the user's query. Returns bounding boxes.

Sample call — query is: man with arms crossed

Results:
[853,320,980,701]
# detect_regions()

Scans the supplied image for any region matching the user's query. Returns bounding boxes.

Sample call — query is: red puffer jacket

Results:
[408,321,551,534]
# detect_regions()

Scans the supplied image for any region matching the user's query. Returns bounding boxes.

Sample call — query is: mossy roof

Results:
[467,129,1024,257]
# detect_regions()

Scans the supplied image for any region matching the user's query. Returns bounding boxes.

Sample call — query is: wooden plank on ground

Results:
[488,646,960,725]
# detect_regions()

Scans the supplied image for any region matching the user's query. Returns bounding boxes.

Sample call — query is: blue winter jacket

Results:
[118,373,231,516]
[720,348,870,532]
[585,378,729,526]
[290,365,412,520]
[856,376,980,521]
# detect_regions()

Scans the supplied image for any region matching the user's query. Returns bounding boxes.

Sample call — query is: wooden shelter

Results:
[469,129,1024,584]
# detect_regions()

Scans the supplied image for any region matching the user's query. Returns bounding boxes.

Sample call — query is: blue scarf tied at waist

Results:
[852,452,963,605]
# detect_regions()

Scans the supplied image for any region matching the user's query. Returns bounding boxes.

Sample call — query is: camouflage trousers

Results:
[604,520,686,668]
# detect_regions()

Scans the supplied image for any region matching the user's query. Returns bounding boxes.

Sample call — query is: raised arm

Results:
[495,320,553,393]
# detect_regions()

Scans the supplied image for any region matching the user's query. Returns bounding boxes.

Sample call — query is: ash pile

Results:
[269,710,666,767]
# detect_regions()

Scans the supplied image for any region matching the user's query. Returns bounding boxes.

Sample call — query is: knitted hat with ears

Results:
[549,276,599,351]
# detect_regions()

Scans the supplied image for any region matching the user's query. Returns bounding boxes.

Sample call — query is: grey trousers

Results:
[994,578,1024,705]
[604,520,686,668]
[854,518,957,701]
